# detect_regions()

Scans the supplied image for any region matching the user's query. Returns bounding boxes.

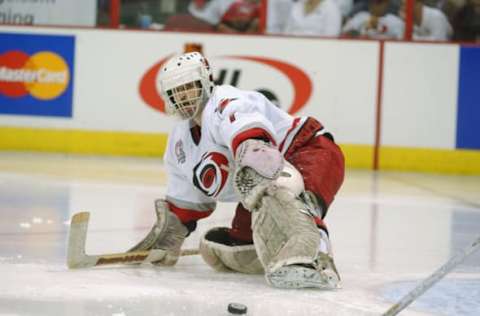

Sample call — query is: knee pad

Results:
[199,227,264,274]
[275,160,304,196]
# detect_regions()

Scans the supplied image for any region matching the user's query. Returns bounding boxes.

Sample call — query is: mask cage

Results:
[166,80,204,119]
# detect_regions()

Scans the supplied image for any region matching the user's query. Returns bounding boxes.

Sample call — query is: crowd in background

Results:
[87,0,480,42]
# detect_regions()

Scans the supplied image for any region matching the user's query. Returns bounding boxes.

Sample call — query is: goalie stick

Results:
[383,235,480,316]
[67,212,199,269]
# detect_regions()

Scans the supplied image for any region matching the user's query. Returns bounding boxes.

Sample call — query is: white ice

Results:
[0,152,479,316]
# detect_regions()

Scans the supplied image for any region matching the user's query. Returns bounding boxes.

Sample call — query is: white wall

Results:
[382,42,460,149]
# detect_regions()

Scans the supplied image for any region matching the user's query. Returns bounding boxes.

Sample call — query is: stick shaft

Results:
[67,211,199,269]
[383,235,480,316]
[93,248,200,266]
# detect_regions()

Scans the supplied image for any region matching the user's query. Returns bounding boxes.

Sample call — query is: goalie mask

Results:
[157,52,215,120]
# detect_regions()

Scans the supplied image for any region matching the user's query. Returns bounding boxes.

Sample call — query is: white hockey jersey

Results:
[164,85,307,219]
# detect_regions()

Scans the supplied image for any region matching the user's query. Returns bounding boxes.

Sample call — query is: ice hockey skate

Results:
[265,229,341,290]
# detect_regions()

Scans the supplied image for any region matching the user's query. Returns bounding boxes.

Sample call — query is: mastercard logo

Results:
[0,50,70,100]
[139,55,312,115]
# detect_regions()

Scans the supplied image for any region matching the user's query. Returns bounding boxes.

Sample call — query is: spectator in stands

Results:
[337,0,355,19]
[184,0,259,33]
[441,0,466,26]
[349,0,400,17]
[452,0,480,41]
[96,0,110,26]
[188,0,236,27]
[217,0,260,33]
[342,0,404,39]
[284,0,343,37]
[399,0,453,40]
[163,0,221,32]
[266,0,295,34]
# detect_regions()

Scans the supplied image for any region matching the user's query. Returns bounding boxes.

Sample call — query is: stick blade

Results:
[71,212,90,224]
[67,211,92,269]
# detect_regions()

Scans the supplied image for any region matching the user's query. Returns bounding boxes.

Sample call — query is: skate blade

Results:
[266,266,341,290]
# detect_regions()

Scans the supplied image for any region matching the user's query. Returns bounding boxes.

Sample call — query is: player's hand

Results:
[128,199,188,266]
[234,139,284,210]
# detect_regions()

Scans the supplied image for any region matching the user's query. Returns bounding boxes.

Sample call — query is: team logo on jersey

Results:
[175,140,186,164]
[193,152,229,198]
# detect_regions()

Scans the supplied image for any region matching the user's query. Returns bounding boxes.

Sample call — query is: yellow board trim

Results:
[339,144,373,169]
[1,127,480,174]
[379,146,480,175]
[0,126,168,157]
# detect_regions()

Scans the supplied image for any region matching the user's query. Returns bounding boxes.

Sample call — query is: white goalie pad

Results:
[252,186,320,271]
[251,186,341,289]
[199,227,264,274]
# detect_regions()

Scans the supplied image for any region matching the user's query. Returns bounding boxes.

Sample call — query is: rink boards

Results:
[0,26,479,173]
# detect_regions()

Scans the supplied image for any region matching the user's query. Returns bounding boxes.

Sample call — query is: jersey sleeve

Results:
[212,92,279,156]
[164,139,216,225]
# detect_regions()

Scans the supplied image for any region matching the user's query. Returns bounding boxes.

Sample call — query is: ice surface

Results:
[0,152,479,316]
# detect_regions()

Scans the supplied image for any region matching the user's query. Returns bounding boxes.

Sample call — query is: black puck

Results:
[227,302,247,315]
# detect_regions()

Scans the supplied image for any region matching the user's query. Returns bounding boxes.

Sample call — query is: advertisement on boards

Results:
[0,32,75,117]
[0,0,97,26]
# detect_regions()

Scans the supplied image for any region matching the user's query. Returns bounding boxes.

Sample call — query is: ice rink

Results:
[0,152,479,316]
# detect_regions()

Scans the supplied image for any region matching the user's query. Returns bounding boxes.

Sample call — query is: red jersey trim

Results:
[167,201,213,224]
[279,117,302,153]
[231,127,276,157]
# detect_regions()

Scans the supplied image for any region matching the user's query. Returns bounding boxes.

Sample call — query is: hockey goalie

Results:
[130,52,345,289]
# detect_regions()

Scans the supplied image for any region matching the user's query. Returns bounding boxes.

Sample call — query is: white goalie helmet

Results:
[157,52,215,120]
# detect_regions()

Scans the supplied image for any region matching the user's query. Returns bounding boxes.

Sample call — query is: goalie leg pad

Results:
[252,186,320,271]
[252,186,340,289]
[199,227,264,274]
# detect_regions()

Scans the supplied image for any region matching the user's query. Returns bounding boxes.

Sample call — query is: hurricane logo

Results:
[193,152,229,197]
[0,50,70,100]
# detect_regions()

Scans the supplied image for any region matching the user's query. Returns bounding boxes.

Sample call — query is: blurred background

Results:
[1,0,479,41]
[67,0,479,42]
